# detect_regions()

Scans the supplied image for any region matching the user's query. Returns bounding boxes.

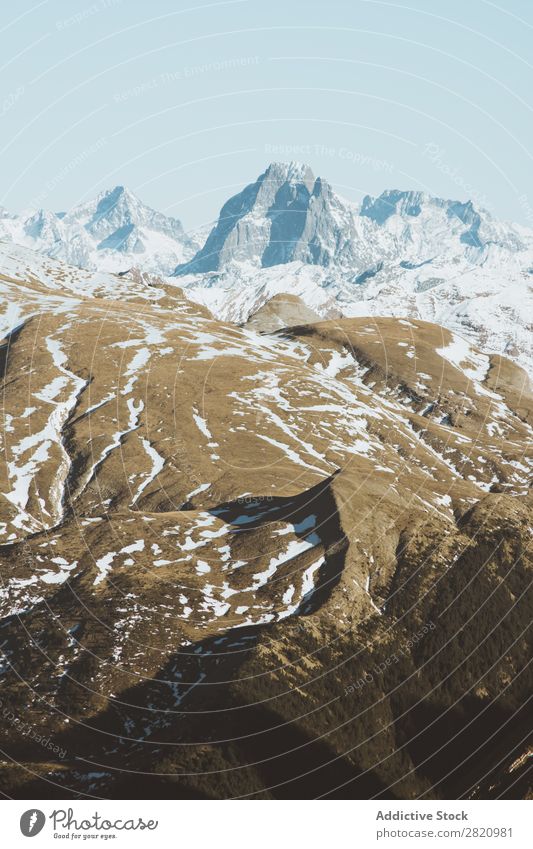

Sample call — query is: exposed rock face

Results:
[174,164,533,375]
[175,162,533,280]
[175,162,358,274]
[1,164,533,374]
[0,242,531,799]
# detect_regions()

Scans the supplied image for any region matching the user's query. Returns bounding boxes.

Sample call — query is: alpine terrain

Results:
[0,230,531,799]
[175,163,533,376]
[0,185,199,277]
[2,162,531,378]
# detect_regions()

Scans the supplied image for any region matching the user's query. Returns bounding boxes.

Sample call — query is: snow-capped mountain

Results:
[0,186,199,275]
[176,162,531,278]
[1,162,532,372]
[175,162,533,374]
[1,237,532,798]
[175,161,368,274]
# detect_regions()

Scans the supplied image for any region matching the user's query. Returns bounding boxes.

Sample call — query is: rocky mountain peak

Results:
[263,160,317,190]
[0,185,198,275]
[359,189,487,223]
[176,163,514,280]
[23,208,64,242]
[360,189,428,223]
[69,184,184,243]
[175,161,353,275]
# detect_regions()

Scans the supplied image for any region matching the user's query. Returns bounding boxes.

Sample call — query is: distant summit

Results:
[0,163,532,373]
[0,185,199,275]
[175,161,359,274]
[175,161,527,278]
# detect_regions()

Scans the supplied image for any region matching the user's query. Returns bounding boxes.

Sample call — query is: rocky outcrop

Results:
[243,293,322,332]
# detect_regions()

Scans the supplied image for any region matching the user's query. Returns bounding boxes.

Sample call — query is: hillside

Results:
[1,163,532,374]
[0,243,531,799]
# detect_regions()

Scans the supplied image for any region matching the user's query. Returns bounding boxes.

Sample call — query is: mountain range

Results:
[0,165,532,799]
[0,185,199,276]
[2,161,532,374]
[0,239,531,798]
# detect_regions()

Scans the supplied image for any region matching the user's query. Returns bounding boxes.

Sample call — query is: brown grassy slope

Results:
[0,259,531,798]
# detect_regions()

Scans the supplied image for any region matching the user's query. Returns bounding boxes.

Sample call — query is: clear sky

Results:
[1,0,532,230]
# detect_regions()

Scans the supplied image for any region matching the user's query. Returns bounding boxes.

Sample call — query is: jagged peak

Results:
[70,185,161,220]
[360,188,489,225]
[65,185,186,245]
[262,161,316,188]
[92,184,141,214]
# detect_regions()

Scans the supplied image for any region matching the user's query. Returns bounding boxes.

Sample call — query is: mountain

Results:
[175,163,533,375]
[2,164,533,375]
[176,162,531,277]
[175,161,367,274]
[0,186,199,276]
[0,242,531,798]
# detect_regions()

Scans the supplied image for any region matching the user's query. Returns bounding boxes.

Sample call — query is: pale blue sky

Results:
[1,0,532,229]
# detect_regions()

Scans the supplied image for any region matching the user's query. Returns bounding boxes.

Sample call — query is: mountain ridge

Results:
[1,163,533,373]
[175,162,530,277]
[0,184,199,276]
